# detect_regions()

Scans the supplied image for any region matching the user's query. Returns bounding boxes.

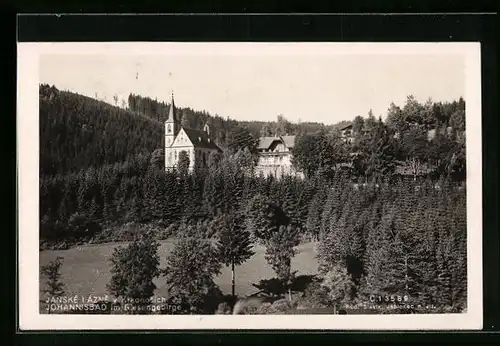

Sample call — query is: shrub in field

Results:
[106,230,160,314]
[295,280,330,310]
[320,266,356,308]
[163,224,222,314]
[215,302,232,315]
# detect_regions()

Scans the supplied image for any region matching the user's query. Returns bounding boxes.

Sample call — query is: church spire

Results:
[168,91,175,121]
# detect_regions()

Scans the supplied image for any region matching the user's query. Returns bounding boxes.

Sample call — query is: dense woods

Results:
[40,85,164,176]
[39,84,467,315]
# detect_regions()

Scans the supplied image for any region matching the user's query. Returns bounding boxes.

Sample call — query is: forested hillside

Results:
[40,85,164,176]
[40,155,467,313]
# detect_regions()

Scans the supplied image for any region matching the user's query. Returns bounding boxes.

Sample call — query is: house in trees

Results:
[338,123,355,143]
[165,93,222,171]
[255,135,303,179]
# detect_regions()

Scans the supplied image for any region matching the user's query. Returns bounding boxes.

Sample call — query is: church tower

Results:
[165,92,178,147]
[165,92,178,170]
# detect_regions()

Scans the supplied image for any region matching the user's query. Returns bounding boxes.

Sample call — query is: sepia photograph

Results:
[18,42,482,330]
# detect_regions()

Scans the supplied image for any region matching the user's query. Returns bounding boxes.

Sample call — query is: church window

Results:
[167,124,171,133]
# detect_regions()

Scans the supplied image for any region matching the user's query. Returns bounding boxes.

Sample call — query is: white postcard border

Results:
[18,42,483,330]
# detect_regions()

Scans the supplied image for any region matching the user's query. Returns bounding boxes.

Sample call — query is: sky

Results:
[39,44,466,125]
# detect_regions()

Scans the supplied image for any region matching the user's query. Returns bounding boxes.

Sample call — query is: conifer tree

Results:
[318,186,336,240]
[434,203,454,308]
[449,190,467,310]
[88,196,102,223]
[203,168,224,218]
[188,168,206,221]
[282,176,300,228]
[41,256,65,314]
[127,178,144,223]
[246,194,288,242]
[77,171,92,216]
[113,178,129,221]
[178,151,191,176]
[164,170,181,224]
[100,174,117,223]
[227,126,259,158]
[214,213,254,297]
[265,224,300,301]
[305,188,326,240]
[142,167,162,222]
[317,195,365,282]
[362,206,403,300]
[294,179,315,234]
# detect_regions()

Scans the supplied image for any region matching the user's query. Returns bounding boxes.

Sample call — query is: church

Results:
[164,94,222,171]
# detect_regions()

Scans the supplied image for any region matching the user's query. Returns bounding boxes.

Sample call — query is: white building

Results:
[164,94,221,171]
[255,135,303,179]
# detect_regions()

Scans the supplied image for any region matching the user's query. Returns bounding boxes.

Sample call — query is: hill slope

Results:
[40,84,164,176]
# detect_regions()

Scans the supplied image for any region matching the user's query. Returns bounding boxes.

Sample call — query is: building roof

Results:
[337,122,353,131]
[258,135,296,150]
[258,137,278,150]
[281,135,296,148]
[183,128,222,151]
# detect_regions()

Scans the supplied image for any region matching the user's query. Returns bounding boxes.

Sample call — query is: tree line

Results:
[128,93,330,142]
[293,95,465,182]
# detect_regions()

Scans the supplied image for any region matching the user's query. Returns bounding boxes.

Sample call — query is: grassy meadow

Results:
[39,240,319,312]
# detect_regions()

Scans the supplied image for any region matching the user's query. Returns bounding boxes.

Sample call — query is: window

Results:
[167,124,172,133]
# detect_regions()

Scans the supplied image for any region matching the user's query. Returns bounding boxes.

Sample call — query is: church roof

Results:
[183,128,222,151]
[258,135,296,150]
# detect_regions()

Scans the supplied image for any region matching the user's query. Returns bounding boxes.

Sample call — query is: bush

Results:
[163,229,222,314]
[239,304,260,315]
[271,298,294,313]
[215,302,232,315]
[254,299,294,314]
[255,302,273,314]
[294,280,330,310]
[106,230,160,314]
